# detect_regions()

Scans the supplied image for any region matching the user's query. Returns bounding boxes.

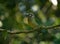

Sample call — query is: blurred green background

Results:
[0,0,60,44]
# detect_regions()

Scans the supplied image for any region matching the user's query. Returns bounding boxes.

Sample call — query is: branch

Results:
[8,25,60,34]
[0,25,60,34]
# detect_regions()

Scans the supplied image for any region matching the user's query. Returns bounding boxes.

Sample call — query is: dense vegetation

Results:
[0,0,60,44]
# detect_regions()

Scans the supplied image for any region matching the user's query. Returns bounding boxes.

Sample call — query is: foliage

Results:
[0,0,60,44]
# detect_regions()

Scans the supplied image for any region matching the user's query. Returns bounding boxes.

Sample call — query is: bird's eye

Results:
[28,13,34,17]
[23,12,34,18]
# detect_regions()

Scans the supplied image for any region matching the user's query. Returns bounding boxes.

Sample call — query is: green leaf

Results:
[35,16,42,26]
[24,23,33,30]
